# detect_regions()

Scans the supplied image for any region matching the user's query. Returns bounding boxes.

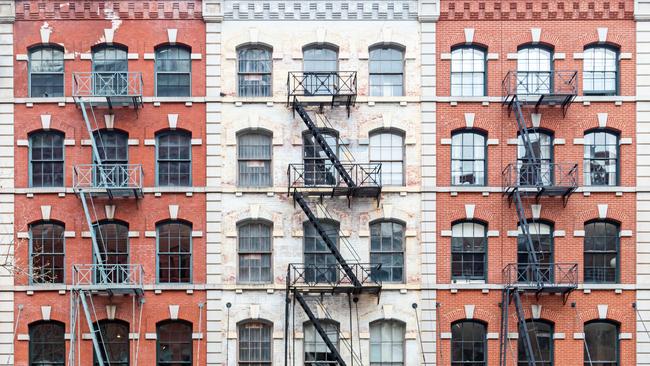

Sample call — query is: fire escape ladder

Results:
[512,96,538,166]
[294,291,348,366]
[513,290,537,366]
[293,98,356,188]
[293,191,362,288]
[76,98,105,167]
[78,289,108,366]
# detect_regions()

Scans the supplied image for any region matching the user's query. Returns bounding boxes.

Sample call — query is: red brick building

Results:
[10,2,207,365]
[435,1,637,365]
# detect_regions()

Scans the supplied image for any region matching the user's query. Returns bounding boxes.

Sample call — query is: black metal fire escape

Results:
[499,70,580,366]
[285,71,382,366]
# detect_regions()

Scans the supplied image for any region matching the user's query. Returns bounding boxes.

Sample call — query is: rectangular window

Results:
[238,133,272,187]
[157,132,192,187]
[369,47,404,97]
[451,132,486,186]
[30,223,65,284]
[370,321,405,366]
[451,222,486,280]
[158,222,192,283]
[451,47,486,97]
[238,223,272,283]
[30,47,64,97]
[30,131,64,187]
[238,48,272,97]
[370,221,404,283]
[369,131,404,186]
[156,46,191,97]
[584,130,618,186]
[304,221,338,283]
[238,322,272,366]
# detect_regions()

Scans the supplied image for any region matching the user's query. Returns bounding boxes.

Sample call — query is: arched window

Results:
[29,45,64,97]
[451,46,486,97]
[584,321,619,365]
[92,44,128,96]
[370,129,405,186]
[29,221,65,284]
[157,221,192,283]
[517,130,553,186]
[370,320,405,366]
[29,130,64,187]
[238,221,272,283]
[304,320,339,365]
[517,222,553,283]
[304,220,339,283]
[303,129,338,186]
[157,320,193,365]
[583,45,619,95]
[451,130,486,185]
[156,130,192,187]
[94,220,129,284]
[92,44,128,72]
[29,320,65,366]
[451,320,487,365]
[370,220,405,283]
[584,220,619,283]
[303,45,338,95]
[238,320,272,366]
[155,45,191,97]
[238,132,272,187]
[451,221,487,280]
[518,320,553,365]
[93,320,129,366]
[237,46,272,97]
[369,45,404,97]
[517,46,553,94]
[584,129,619,186]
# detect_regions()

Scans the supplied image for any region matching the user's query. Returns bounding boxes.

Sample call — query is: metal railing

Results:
[502,263,578,288]
[502,162,578,189]
[503,70,578,97]
[72,264,144,288]
[287,263,381,288]
[73,164,143,190]
[288,163,381,189]
[287,71,357,97]
[72,72,143,97]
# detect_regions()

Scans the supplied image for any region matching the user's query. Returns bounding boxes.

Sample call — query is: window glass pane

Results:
[370,131,404,186]
[92,46,128,72]
[369,47,404,96]
[30,131,64,187]
[370,221,405,283]
[451,222,487,280]
[94,321,129,366]
[238,133,272,187]
[517,131,553,186]
[518,321,553,365]
[584,131,618,186]
[451,321,486,365]
[30,321,65,365]
[238,222,272,283]
[584,47,618,94]
[517,223,553,283]
[452,131,486,185]
[370,321,405,365]
[157,131,192,187]
[584,221,619,283]
[239,322,272,365]
[451,47,486,97]
[157,321,192,365]
[30,47,64,97]
[30,222,65,284]
[303,47,338,95]
[304,221,339,283]
[303,131,339,186]
[158,222,192,283]
[517,47,552,94]
[238,47,272,97]
[584,322,618,365]
[305,321,339,365]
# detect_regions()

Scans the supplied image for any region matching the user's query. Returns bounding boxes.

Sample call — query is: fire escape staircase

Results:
[499,73,579,366]
[68,73,144,366]
[285,71,381,366]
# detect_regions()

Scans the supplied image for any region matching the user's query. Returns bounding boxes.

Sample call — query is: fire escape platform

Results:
[71,264,145,296]
[73,164,144,199]
[72,71,144,109]
[502,70,578,115]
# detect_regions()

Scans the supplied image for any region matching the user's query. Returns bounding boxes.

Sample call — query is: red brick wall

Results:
[12,2,206,365]
[436,1,636,365]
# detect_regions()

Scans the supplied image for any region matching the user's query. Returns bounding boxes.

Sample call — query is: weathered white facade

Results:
[205,1,439,365]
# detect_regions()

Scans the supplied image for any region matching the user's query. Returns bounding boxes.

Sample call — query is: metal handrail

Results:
[287,71,357,97]
[287,163,382,189]
[72,264,144,288]
[72,72,144,97]
[502,162,579,189]
[502,70,578,97]
[73,164,143,190]
[502,263,578,288]
[287,263,381,288]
